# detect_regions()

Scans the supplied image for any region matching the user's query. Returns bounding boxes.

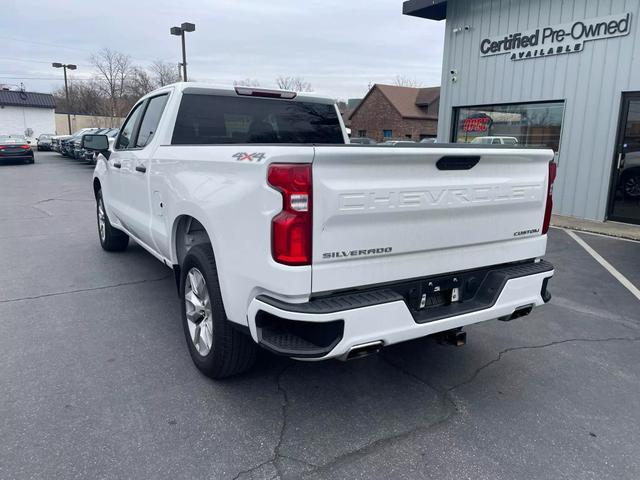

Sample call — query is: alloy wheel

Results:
[184,267,214,356]
[623,175,640,198]
[97,198,106,241]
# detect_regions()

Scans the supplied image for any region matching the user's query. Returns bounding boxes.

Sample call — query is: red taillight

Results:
[268,163,312,266]
[542,161,557,234]
[20,145,31,149]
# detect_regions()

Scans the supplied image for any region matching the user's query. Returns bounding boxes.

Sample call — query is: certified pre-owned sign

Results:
[480,12,631,61]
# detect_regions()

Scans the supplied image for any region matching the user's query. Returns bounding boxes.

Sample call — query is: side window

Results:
[136,94,169,148]
[116,102,144,150]
[492,138,501,144]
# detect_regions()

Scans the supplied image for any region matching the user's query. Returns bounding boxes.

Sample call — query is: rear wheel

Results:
[180,244,257,379]
[96,190,128,251]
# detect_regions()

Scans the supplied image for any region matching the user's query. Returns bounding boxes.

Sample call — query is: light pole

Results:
[170,22,195,82]
[52,62,77,134]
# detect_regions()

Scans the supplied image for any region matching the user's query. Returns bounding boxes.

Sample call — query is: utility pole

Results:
[52,62,77,134]
[170,22,195,82]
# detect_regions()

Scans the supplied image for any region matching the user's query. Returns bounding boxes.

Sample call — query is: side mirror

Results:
[82,134,109,151]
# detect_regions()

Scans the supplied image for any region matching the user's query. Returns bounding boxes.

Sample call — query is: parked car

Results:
[471,136,519,145]
[85,129,119,164]
[85,83,555,379]
[36,134,55,151]
[61,128,97,157]
[349,137,377,145]
[50,135,67,153]
[0,134,34,164]
[617,148,640,199]
[72,128,111,160]
[420,137,437,144]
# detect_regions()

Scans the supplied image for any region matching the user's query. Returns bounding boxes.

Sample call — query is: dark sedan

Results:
[36,134,55,151]
[0,135,34,164]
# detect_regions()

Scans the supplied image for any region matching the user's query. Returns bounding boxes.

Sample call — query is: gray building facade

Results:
[404,0,640,225]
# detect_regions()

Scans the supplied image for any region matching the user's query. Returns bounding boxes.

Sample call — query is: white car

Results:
[471,136,519,145]
[85,83,555,378]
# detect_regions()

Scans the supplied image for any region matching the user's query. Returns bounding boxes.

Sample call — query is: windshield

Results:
[471,137,493,144]
[172,94,344,145]
[39,134,52,139]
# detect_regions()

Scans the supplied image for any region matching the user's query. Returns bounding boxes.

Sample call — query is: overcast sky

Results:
[1,0,445,100]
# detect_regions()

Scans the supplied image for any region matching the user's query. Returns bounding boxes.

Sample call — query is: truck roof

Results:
[139,82,336,105]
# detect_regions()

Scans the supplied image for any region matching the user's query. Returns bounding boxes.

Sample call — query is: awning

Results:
[402,0,448,21]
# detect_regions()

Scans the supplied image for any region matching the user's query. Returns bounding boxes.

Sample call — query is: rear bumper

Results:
[247,261,554,360]
[0,153,33,162]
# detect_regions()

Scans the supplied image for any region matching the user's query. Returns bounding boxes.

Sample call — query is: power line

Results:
[0,35,93,53]
[0,56,92,67]
[0,75,93,81]
[0,35,175,65]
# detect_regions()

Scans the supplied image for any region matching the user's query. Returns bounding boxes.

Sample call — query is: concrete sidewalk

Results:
[552,214,640,241]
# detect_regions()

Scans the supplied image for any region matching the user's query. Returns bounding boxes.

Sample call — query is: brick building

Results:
[348,84,440,142]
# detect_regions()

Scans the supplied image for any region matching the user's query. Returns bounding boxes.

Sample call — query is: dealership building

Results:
[403,0,640,225]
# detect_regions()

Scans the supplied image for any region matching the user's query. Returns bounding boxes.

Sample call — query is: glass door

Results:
[608,93,640,225]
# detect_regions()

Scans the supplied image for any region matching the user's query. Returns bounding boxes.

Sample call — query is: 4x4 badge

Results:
[233,152,266,162]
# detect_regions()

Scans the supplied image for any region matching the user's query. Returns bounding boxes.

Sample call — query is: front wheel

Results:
[180,244,257,379]
[96,190,128,251]
[622,171,640,199]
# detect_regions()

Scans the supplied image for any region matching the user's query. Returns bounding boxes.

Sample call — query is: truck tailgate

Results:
[311,146,554,293]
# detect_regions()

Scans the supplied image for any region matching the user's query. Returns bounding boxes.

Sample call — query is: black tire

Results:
[96,190,128,251]
[25,157,34,164]
[621,170,640,199]
[180,244,257,379]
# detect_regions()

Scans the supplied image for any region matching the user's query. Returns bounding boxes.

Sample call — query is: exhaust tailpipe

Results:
[346,341,383,360]
[498,304,534,322]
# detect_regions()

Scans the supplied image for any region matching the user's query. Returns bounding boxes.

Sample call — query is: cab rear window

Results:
[172,94,344,145]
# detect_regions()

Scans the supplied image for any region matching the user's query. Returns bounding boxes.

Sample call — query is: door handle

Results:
[135,165,147,173]
[112,162,121,169]
[617,153,625,170]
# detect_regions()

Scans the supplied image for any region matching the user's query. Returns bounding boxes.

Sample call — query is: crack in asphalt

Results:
[29,203,53,218]
[0,274,172,304]
[293,335,640,478]
[449,336,640,392]
[231,364,317,480]
[25,189,92,218]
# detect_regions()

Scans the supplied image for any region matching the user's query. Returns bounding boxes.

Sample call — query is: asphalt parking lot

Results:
[1,151,639,480]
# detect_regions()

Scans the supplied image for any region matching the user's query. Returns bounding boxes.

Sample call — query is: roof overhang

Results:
[402,0,447,21]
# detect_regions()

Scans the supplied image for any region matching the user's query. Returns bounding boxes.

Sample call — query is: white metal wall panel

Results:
[438,0,640,221]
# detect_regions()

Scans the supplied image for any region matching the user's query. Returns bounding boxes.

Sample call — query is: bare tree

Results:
[128,67,156,98]
[233,78,261,87]
[151,60,181,87]
[91,48,134,117]
[393,75,423,87]
[53,80,106,116]
[275,76,313,92]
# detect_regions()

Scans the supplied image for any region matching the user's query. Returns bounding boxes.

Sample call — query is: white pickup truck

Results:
[83,83,555,379]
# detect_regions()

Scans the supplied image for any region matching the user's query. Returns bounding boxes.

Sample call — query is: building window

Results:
[383,130,392,138]
[452,100,565,153]
[358,130,367,137]
[405,134,412,139]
